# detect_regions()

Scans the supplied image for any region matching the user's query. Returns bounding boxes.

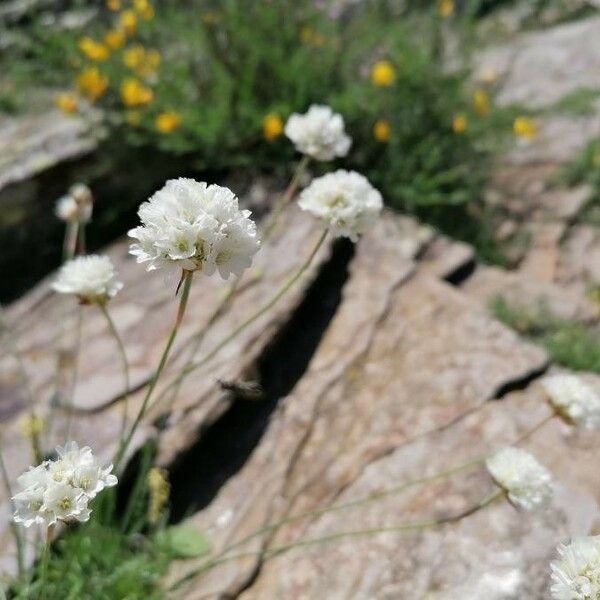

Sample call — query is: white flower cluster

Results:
[52,255,123,304]
[485,447,553,511]
[285,104,352,161]
[298,169,383,241]
[542,374,600,430]
[13,442,117,528]
[551,536,600,600]
[128,178,260,279]
[55,183,94,223]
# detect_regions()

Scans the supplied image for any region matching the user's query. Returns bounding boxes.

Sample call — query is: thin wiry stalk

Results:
[153,230,328,412]
[63,306,83,442]
[99,304,131,438]
[113,270,194,471]
[172,490,503,592]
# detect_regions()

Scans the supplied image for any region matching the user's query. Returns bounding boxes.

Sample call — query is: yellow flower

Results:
[120,9,137,35]
[104,29,125,50]
[125,110,141,126]
[371,60,395,87]
[146,49,161,68]
[121,78,153,106]
[202,11,220,25]
[452,113,467,134]
[19,414,45,439]
[123,45,145,69]
[134,0,154,19]
[55,93,78,114]
[106,0,121,10]
[76,67,109,101]
[262,113,283,141]
[472,88,491,116]
[155,111,182,133]
[78,37,110,61]
[123,46,160,77]
[438,0,455,18]
[373,119,391,142]
[147,467,170,524]
[513,116,537,140]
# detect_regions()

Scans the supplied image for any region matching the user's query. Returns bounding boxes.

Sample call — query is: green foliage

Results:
[491,295,600,373]
[10,522,170,600]
[156,526,211,559]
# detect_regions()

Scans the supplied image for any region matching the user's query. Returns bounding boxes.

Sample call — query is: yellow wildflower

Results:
[106,0,121,10]
[121,78,153,106]
[123,46,160,77]
[120,9,137,35]
[78,37,110,61]
[55,93,78,114]
[472,89,491,116]
[438,0,455,18]
[155,111,182,133]
[262,113,283,141]
[513,116,537,140]
[452,113,467,134]
[76,67,109,101]
[125,110,141,126]
[202,11,220,25]
[104,29,125,50]
[123,45,145,69]
[371,60,395,87]
[134,0,154,19]
[373,119,391,142]
[19,414,45,439]
[147,467,170,525]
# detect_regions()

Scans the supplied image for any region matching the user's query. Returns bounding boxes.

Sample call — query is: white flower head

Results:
[550,536,600,599]
[298,169,383,241]
[284,104,352,161]
[485,447,553,511]
[128,178,260,279]
[12,441,117,527]
[542,374,600,429]
[55,183,93,223]
[52,255,123,304]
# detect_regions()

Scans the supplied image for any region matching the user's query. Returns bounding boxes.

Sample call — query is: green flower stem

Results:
[172,489,503,592]
[63,306,83,441]
[113,270,194,471]
[62,221,79,263]
[0,440,24,575]
[98,303,131,439]
[153,229,328,410]
[40,524,54,600]
[0,305,42,463]
[261,155,310,242]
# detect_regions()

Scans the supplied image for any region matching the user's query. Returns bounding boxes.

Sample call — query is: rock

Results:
[557,224,600,293]
[167,217,547,599]
[462,265,597,323]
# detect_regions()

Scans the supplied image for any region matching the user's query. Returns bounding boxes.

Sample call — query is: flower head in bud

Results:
[284,104,351,161]
[542,374,600,429]
[298,170,383,241]
[147,467,170,524]
[485,447,553,511]
[52,255,123,304]
[13,442,117,527]
[128,178,260,279]
[551,536,600,599]
[55,183,93,223]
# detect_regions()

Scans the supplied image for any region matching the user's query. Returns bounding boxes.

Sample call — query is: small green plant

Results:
[491,295,600,373]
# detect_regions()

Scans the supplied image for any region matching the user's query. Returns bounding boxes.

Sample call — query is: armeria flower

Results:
[13,442,117,527]
[55,183,93,223]
[284,104,351,161]
[52,255,123,304]
[128,178,260,279]
[298,170,383,241]
[485,447,553,511]
[542,374,600,430]
[550,536,600,599]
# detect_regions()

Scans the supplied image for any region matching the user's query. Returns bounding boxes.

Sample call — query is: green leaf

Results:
[157,527,211,559]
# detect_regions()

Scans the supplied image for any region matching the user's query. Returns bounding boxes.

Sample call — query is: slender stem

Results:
[40,525,53,600]
[0,305,41,463]
[157,230,328,406]
[0,441,24,575]
[64,306,83,441]
[262,155,310,243]
[62,221,79,263]
[113,270,194,471]
[172,490,503,591]
[77,223,86,255]
[99,304,131,439]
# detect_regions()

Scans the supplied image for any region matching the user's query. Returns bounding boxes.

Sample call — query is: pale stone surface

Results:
[168,218,548,599]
